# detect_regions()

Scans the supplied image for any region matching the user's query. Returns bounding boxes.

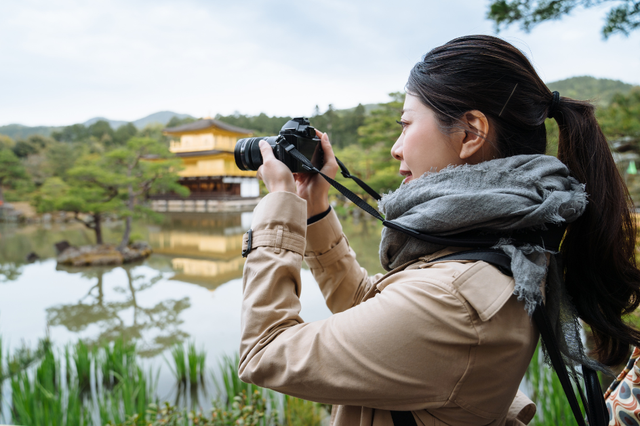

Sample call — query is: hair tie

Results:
[548,91,560,119]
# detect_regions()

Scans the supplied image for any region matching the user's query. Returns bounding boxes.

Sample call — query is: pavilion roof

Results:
[164,119,253,135]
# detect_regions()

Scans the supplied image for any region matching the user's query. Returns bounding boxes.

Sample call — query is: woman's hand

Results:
[256,140,296,194]
[294,130,339,219]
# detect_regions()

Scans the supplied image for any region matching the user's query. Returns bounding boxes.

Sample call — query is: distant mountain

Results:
[131,111,193,129]
[83,116,128,129]
[83,111,194,130]
[547,76,637,106]
[0,124,62,140]
[0,111,194,140]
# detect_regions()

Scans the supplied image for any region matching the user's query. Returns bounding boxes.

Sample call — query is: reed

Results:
[0,335,3,380]
[215,353,261,407]
[167,343,187,387]
[526,344,585,425]
[100,339,137,388]
[10,343,91,426]
[187,341,199,387]
[4,337,326,426]
[73,340,93,394]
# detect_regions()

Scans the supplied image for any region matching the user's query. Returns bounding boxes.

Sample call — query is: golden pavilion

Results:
[151,118,260,212]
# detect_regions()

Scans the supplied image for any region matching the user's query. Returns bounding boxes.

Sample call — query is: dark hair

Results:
[407,34,640,366]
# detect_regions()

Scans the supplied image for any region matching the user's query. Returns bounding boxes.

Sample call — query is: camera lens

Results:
[234,137,278,171]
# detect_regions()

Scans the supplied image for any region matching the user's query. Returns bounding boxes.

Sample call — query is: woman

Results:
[237,35,640,425]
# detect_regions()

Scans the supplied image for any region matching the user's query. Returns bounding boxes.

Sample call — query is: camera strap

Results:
[278,139,566,251]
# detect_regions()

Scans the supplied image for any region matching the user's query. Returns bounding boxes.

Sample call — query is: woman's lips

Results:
[400,170,412,183]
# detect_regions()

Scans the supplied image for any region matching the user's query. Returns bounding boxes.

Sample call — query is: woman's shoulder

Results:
[377,254,517,323]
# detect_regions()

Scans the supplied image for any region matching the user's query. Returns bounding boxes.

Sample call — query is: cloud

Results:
[1,0,638,126]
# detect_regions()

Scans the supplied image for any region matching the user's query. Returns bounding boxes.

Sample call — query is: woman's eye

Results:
[396,120,407,129]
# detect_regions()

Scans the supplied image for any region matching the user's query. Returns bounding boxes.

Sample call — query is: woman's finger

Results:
[318,132,339,178]
[259,140,275,162]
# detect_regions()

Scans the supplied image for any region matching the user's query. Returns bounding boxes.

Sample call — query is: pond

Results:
[0,209,385,409]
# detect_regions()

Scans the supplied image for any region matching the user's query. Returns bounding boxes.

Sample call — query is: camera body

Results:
[234,117,324,173]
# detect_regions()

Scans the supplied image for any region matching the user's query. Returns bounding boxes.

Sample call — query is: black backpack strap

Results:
[390,410,417,426]
[427,248,514,276]
[532,303,589,426]
[423,250,607,426]
[583,365,608,425]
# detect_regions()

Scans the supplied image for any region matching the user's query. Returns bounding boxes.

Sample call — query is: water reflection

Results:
[0,209,376,404]
[47,264,190,357]
[0,263,22,282]
[147,212,249,290]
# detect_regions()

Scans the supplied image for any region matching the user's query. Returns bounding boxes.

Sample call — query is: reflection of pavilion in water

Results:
[148,212,252,290]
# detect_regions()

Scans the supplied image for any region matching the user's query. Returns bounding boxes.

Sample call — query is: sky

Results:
[1,0,639,127]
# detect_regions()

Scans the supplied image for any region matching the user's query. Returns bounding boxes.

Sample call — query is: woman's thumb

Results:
[259,140,275,162]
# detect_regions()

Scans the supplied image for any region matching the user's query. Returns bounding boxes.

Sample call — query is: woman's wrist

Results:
[307,200,330,219]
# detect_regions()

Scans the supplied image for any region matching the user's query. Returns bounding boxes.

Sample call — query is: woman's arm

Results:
[304,209,384,313]
[239,195,478,408]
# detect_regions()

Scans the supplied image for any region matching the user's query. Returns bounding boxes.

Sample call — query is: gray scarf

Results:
[379,154,605,373]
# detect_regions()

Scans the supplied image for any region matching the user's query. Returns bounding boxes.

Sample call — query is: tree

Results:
[332,93,405,197]
[88,120,115,144]
[52,124,89,143]
[106,137,187,250]
[166,116,196,128]
[53,159,122,245]
[0,149,29,204]
[598,89,640,139]
[487,0,640,38]
[11,135,53,159]
[112,123,138,147]
[0,134,15,151]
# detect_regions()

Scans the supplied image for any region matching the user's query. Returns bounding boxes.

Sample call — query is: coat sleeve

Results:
[304,208,384,313]
[239,192,479,410]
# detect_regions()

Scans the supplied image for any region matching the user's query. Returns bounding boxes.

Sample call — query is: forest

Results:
[1,76,640,221]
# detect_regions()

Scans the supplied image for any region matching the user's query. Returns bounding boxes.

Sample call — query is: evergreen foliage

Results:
[0,148,29,203]
[331,93,405,197]
[214,113,292,136]
[487,0,640,38]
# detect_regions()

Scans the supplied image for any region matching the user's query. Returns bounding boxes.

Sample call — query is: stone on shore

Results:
[56,242,152,266]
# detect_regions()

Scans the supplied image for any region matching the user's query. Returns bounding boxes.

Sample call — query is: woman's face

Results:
[391,93,465,184]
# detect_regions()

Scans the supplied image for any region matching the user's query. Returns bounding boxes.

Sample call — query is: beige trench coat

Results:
[239,192,538,425]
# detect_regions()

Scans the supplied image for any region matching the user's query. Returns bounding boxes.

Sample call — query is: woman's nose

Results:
[391,138,403,161]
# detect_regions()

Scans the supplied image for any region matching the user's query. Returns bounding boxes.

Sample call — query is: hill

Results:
[547,76,637,106]
[0,111,193,140]
[83,111,194,130]
[0,124,62,140]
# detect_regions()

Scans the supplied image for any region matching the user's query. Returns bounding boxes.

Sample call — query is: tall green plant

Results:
[525,344,585,425]
[73,340,93,394]
[10,343,91,426]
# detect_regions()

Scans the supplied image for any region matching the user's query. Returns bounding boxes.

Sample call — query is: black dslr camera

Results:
[234,117,324,173]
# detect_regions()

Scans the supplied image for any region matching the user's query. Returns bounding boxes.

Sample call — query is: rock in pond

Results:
[56,242,152,266]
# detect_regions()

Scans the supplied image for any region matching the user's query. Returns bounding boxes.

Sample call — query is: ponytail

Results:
[556,98,640,366]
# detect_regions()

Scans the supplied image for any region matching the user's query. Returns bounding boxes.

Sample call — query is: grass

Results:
[1,336,328,426]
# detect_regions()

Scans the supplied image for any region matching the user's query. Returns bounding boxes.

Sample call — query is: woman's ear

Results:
[458,110,491,161]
